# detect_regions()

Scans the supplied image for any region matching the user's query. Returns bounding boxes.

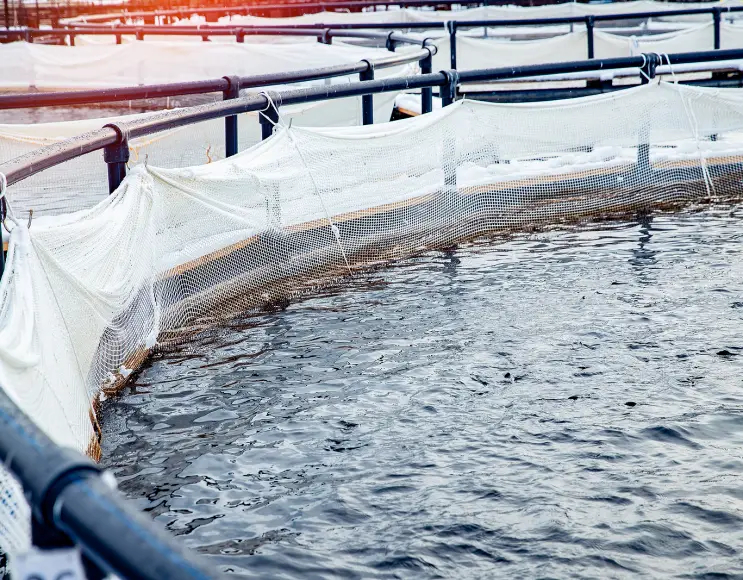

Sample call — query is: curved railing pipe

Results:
[0,387,215,579]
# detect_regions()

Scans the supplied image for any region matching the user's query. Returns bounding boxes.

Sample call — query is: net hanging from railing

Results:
[2,80,743,561]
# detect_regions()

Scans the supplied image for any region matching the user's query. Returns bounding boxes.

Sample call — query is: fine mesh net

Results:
[0,40,402,90]
[429,22,743,71]
[2,81,743,559]
[174,2,743,26]
[0,86,404,217]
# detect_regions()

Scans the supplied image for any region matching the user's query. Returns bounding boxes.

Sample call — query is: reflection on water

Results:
[102,206,743,578]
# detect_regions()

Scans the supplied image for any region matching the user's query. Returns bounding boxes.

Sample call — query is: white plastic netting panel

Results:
[0,40,398,90]
[0,72,408,216]
[204,2,743,26]
[2,81,743,559]
[430,24,743,71]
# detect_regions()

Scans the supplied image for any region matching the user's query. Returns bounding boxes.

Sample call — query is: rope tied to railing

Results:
[659,51,716,198]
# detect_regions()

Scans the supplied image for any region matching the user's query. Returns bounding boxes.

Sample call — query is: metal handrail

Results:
[3,48,742,192]
[0,37,432,109]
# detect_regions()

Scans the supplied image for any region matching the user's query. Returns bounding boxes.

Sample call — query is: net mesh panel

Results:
[0,40,400,90]
[1,88,404,217]
[1,81,743,558]
[430,23,743,72]
[213,2,743,25]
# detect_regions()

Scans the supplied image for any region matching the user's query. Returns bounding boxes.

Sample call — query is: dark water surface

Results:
[101,207,743,579]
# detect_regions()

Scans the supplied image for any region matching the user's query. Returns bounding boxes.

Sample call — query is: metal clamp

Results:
[440,69,460,107]
[318,28,332,44]
[386,31,397,52]
[639,52,661,84]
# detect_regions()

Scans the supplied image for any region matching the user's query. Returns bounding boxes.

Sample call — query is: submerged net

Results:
[2,80,743,559]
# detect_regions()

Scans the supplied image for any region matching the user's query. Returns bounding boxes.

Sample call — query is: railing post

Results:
[259,96,280,140]
[585,15,595,59]
[235,28,244,43]
[222,75,240,157]
[420,43,433,115]
[135,28,144,41]
[713,7,721,50]
[637,53,659,177]
[440,69,459,107]
[447,21,457,69]
[69,32,75,46]
[102,124,129,194]
[360,61,374,125]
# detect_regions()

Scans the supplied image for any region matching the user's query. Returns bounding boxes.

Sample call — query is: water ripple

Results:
[102,206,743,578]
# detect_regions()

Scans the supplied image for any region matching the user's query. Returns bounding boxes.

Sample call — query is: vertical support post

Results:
[420,45,433,115]
[0,197,6,281]
[259,96,280,140]
[222,76,240,157]
[103,136,129,195]
[360,62,374,125]
[3,0,9,32]
[585,15,594,59]
[235,28,244,43]
[713,7,721,50]
[115,33,122,44]
[135,28,143,41]
[447,20,457,70]
[68,32,75,46]
[440,70,459,107]
[637,54,658,179]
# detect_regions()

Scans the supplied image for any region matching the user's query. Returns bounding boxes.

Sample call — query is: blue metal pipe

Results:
[0,389,214,580]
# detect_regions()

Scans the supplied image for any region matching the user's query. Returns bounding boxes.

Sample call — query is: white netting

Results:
[0,40,403,89]
[0,82,406,216]
[2,81,743,558]
[188,2,743,26]
[429,22,743,71]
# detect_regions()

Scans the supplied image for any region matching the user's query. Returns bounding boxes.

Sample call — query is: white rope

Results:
[258,91,288,132]
[660,53,716,198]
[285,128,353,276]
